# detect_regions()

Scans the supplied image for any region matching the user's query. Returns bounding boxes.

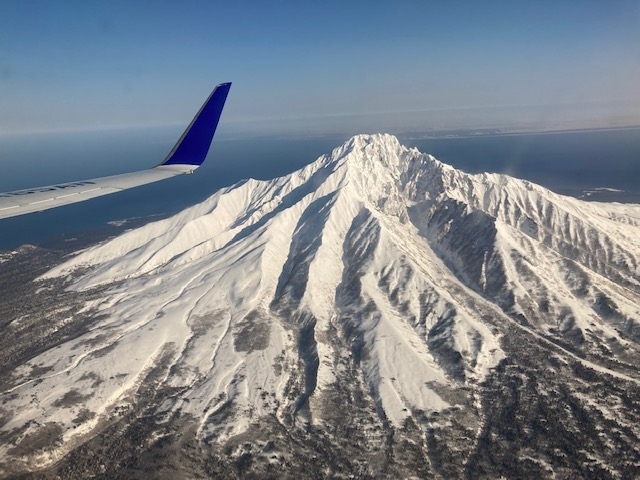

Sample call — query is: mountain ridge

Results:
[2,133,640,478]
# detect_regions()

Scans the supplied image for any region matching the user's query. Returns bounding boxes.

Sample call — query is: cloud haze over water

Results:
[0,1,639,135]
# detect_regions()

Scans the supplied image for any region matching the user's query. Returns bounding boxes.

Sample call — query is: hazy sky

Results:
[1,1,639,135]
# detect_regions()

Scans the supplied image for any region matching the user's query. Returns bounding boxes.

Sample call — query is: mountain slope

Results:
[1,134,640,478]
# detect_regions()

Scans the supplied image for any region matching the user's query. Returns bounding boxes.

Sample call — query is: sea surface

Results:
[0,127,639,251]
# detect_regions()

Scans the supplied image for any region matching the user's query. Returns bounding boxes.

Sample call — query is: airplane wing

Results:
[0,82,231,220]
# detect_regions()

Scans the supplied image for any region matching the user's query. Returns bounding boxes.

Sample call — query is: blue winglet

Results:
[160,82,231,167]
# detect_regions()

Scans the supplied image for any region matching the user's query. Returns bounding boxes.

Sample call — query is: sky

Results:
[1,0,640,136]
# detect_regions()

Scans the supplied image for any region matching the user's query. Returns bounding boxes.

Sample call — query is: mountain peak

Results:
[346,132,403,150]
[331,133,431,174]
[320,133,445,217]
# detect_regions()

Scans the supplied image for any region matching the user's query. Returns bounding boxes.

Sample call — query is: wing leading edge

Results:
[0,82,231,220]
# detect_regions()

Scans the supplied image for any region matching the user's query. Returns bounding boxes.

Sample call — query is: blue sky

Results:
[1,1,639,135]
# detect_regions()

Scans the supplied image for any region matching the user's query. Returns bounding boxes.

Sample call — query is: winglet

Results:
[159,82,231,168]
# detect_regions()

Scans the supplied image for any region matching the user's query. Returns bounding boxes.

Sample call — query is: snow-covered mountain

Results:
[2,134,640,478]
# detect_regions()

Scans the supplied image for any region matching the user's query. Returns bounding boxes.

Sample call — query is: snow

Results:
[2,133,639,472]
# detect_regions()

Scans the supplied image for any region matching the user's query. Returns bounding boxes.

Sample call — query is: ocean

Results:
[0,127,639,251]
